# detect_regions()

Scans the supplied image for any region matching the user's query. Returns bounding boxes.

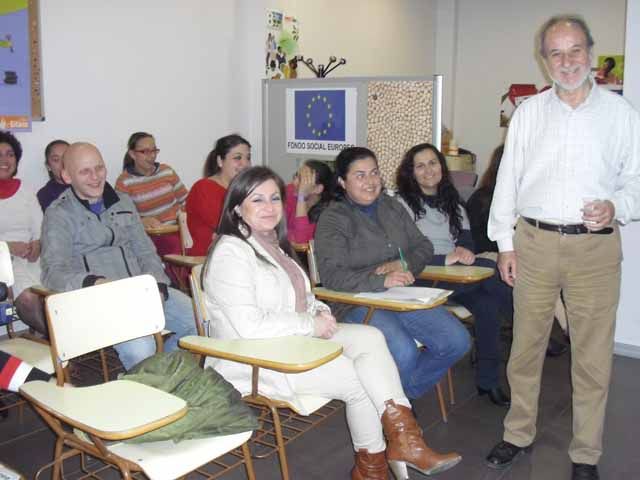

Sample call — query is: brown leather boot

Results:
[351,449,388,480]
[381,400,461,478]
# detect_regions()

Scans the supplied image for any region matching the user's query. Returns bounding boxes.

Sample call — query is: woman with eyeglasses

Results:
[115,132,188,257]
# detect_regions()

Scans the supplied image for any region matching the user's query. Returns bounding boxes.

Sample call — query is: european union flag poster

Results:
[286,88,357,155]
[295,90,345,141]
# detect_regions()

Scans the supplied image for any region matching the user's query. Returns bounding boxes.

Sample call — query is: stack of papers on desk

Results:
[0,463,22,480]
[355,287,453,304]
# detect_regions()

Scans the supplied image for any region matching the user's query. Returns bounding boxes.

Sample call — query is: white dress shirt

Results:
[488,83,640,252]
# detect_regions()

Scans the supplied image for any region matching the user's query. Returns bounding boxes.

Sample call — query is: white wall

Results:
[12,0,438,195]
[14,0,242,191]
[617,0,640,356]
[449,0,627,174]
[268,0,437,78]
[228,1,269,167]
[434,0,458,128]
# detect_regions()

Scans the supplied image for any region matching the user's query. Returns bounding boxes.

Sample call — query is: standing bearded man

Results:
[485,15,640,480]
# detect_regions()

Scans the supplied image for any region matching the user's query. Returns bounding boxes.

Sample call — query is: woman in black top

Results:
[466,145,503,254]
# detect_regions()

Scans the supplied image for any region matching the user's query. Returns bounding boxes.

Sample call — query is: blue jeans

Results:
[343,305,470,399]
[431,257,513,389]
[114,287,197,370]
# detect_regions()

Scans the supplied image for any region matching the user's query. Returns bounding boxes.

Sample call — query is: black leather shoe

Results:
[478,386,511,407]
[486,441,530,469]
[572,463,599,479]
[546,336,569,357]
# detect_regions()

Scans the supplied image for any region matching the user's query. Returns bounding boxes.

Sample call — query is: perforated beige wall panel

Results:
[367,80,433,189]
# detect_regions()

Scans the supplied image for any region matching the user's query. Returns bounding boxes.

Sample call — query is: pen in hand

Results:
[398,247,408,272]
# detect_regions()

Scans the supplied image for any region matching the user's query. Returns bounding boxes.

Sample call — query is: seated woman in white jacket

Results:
[202,166,461,480]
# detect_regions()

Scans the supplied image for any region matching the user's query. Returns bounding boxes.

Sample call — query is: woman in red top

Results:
[185,134,251,255]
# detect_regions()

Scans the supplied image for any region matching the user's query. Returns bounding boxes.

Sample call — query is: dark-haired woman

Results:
[0,131,46,334]
[37,139,69,211]
[203,165,461,479]
[466,145,503,254]
[314,147,471,404]
[185,134,251,255]
[115,132,188,258]
[285,160,334,244]
[396,143,512,406]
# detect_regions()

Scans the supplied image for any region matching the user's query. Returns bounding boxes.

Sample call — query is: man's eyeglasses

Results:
[134,148,160,156]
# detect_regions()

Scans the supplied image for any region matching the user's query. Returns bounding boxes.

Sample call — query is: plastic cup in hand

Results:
[582,197,600,226]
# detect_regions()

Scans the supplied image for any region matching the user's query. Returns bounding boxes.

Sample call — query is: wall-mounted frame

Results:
[29,0,43,120]
[0,0,42,129]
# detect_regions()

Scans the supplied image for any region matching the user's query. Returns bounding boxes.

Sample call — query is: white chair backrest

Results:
[189,264,210,336]
[307,240,320,287]
[0,241,15,287]
[178,210,194,251]
[46,275,165,362]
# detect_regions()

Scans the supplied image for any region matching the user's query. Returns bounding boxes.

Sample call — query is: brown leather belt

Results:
[523,217,613,235]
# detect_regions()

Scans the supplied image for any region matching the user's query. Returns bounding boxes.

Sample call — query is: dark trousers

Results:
[425,257,512,389]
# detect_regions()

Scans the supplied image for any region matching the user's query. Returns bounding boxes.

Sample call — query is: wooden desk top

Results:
[145,224,179,236]
[30,285,56,297]
[163,254,206,268]
[0,462,25,480]
[21,380,187,441]
[419,265,494,283]
[312,287,449,311]
[179,336,342,373]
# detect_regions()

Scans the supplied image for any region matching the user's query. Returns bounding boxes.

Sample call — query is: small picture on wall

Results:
[499,84,538,127]
[265,10,300,80]
[593,55,623,95]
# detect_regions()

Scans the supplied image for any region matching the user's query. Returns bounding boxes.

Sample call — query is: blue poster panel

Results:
[0,0,31,131]
[286,88,357,155]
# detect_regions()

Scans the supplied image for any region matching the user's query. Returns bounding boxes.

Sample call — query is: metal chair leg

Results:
[435,381,448,423]
[447,368,455,405]
[270,405,290,480]
[99,349,110,382]
[52,437,64,480]
[242,442,257,480]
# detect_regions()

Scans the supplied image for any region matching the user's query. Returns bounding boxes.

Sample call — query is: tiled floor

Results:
[1,342,638,480]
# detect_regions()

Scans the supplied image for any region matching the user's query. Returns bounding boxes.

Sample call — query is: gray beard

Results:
[551,70,592,93]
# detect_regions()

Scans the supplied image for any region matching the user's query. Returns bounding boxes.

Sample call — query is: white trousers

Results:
[10,256,41,298]
[288,323,409,453]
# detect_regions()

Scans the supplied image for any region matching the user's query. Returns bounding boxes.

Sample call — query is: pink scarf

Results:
[253,231,308,313]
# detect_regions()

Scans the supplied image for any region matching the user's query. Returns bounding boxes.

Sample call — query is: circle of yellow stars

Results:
[306,95,334,137]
